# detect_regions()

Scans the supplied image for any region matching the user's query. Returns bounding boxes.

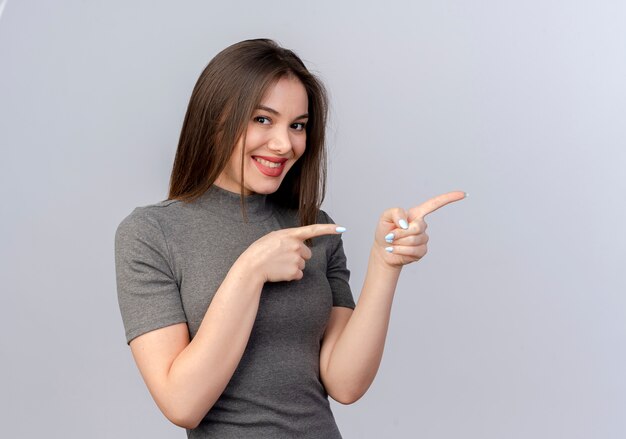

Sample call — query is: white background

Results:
[1,0,625,437]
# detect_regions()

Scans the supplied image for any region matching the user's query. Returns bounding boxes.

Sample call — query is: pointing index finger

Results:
[409,191,466,220]
[289,223,345,241]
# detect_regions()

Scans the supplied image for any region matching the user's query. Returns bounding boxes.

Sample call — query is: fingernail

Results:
[385,233,394,243]
[385,246,393,253]
[399,219,408,230]
[336,226,346,233]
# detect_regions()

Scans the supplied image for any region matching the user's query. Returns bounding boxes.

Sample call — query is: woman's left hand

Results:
[373,191,467,268]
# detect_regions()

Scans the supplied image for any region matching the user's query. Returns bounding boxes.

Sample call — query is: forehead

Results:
[259,76,308,113]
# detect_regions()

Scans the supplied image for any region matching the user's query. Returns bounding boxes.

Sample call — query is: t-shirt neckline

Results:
[197,184,274,222]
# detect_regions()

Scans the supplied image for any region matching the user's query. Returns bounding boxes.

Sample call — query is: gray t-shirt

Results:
[114,184,355,438]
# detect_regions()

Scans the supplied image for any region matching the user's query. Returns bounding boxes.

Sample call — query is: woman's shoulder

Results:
[115,199,184,238]
[316,207,338,224]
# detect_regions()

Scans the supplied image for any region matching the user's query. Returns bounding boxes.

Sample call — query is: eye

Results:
[292,122,307,131]
[254,116,271,125]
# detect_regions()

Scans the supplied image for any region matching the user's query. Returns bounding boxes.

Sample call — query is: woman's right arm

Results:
[127,223,341,429]
[129,255,264,430]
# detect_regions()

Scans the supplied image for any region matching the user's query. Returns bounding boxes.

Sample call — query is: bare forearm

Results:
[326,245,401,402]
[165,257,264,427]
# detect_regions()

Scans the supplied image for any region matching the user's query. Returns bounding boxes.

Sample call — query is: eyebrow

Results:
[256,105,309,120]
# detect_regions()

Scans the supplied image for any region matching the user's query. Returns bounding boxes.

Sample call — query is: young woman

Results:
[114,38,466,438]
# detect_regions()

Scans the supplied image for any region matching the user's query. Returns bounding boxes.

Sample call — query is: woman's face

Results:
[214,75,309,196]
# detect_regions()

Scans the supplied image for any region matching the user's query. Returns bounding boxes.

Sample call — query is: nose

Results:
[267,128,292,156]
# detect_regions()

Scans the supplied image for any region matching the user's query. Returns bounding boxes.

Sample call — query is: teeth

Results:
[254,157,282,168]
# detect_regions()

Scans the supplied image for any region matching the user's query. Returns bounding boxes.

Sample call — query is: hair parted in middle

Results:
[168,38,330,232]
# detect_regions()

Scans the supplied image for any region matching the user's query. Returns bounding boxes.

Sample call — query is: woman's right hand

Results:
[240,224,346,283]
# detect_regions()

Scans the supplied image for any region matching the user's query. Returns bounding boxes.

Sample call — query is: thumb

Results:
[382,207,410,230]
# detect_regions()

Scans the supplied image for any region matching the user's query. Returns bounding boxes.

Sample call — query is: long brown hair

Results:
[168,38,329,236]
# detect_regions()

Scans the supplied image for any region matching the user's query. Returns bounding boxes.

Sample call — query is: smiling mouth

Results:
[251,156,286,177]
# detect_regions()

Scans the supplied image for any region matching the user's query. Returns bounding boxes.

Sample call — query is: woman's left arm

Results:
[320,191,466,404]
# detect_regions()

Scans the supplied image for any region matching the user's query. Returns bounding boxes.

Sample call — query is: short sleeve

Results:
[114,207,187,345]
[319,209,356,310]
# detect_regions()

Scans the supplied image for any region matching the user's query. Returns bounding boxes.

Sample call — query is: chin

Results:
[245,179,282,195]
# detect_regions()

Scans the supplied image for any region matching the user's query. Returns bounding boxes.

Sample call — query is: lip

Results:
[252,156,286,177]
[252,155,288,164]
